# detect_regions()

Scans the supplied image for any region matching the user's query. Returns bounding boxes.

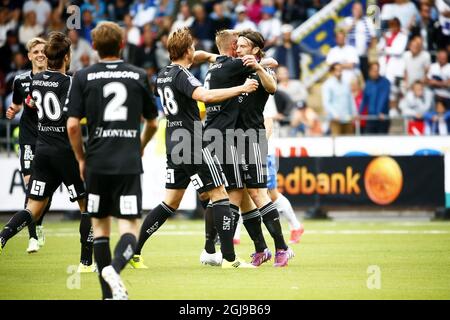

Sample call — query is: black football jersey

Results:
[12,70,38,145]
[30,70,72,154]
[156,64,203,155]
[204,56,252,133]
[236,68,275,131]
[65,60,158,175]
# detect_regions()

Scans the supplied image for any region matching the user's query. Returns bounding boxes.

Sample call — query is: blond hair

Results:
[215,29,238,53]
[91,21,123,58]
[26,37,46,52]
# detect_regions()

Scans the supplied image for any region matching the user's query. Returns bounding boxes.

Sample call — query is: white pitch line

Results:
[13,230,450,238]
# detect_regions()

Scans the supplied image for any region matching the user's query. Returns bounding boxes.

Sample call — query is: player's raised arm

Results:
[193,50,218,64]
[192,78,258,103]
[242,55,277,94]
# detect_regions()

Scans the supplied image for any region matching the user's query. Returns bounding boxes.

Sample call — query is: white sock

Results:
[233,215,242,240]
[274,193,301,230]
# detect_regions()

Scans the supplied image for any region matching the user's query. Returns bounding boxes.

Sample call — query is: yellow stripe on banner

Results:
[197,101,206,120]
[155,118,167,155]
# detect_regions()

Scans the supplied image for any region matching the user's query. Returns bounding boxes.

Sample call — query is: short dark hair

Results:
[44,32,71,70]
[330,62,341,72]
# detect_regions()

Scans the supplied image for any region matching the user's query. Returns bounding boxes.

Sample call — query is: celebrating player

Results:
[6,37,49,253]
[66,21,159,300]
[0,32,94,272]
[234,30,294,267]
[132,27,258,269]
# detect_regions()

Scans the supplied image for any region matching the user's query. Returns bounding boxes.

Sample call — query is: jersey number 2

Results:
[103,82,127,121]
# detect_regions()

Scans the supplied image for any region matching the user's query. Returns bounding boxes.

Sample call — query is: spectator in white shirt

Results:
[403,35,431,88]
[171,1,194,32]
[436,0,450,37]
[378,18,408,109]
[399,80,434,119]
[124,13,141,46]
[18,11,44,46]
[322,63,357,135]
[68,29,97,73]
[233,4,257,31]
[326,30,360,85]
[22,0,51,27]
[427,48,450,103]
[341,1,376,79]
[381,0,419,32]
[258,6,281,49]
[0,7,18,48]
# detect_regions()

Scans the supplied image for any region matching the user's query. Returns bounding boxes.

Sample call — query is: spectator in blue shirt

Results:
[322,63,357,135]
[360,62,391,134]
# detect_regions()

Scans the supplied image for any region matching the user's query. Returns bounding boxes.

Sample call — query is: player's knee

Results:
[198,192,209,201]
[208,186,228,202]
[248,188,268,207]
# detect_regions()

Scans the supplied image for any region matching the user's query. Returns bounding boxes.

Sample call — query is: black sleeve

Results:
[174,69,202,99]
[142,75,158,120]
[12,76,23,105]
[65,72,85,118]
[229,58,253,78]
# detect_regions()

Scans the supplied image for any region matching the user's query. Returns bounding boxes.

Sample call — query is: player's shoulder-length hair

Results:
[26,37,47,52]
[167,27,194,61]
[44,32,71,70]
[238,29,265,59]
[91,21,123,59]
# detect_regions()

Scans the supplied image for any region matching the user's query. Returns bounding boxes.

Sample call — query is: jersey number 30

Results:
[157,87,178,116]
[32,90,62,121]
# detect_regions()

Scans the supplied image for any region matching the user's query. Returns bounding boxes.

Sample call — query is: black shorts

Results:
[86,172,142,219]
[27,151,85,202]
[206,140,244,191]
[19,144,35,176]
[165,148,224,194]
[239,135,268,189]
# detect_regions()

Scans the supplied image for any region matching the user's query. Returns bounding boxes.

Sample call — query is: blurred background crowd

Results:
[0,0,449,139]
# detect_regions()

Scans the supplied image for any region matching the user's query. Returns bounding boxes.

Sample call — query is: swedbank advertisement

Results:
[277,156,445,208]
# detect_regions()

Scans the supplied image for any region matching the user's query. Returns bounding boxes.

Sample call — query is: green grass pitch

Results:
[1,219,450,300]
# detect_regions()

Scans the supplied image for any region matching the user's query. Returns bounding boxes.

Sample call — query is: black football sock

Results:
[204,204,216,254]
[93,237,112,300]
[37,197,51,226]
[242,209,268,253]
[212,199,235,262]
[28,221,37,240]
[230,204,240,235]
[135,202,175,255]
[79,212,94,265]
[24,197,37,240]
[260,202,288,251]
[0,209,34,247]
[112,233,137,274]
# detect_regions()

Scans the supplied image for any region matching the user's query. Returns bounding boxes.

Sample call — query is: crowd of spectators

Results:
[0,0,449,139]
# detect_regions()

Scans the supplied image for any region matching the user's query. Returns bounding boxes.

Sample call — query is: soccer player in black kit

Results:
[133,27,258,269]
[6,37,49,254]
[0,32,94,272]
[234,30,294,267]
[66,22,159,300]
[195,30,277,267]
